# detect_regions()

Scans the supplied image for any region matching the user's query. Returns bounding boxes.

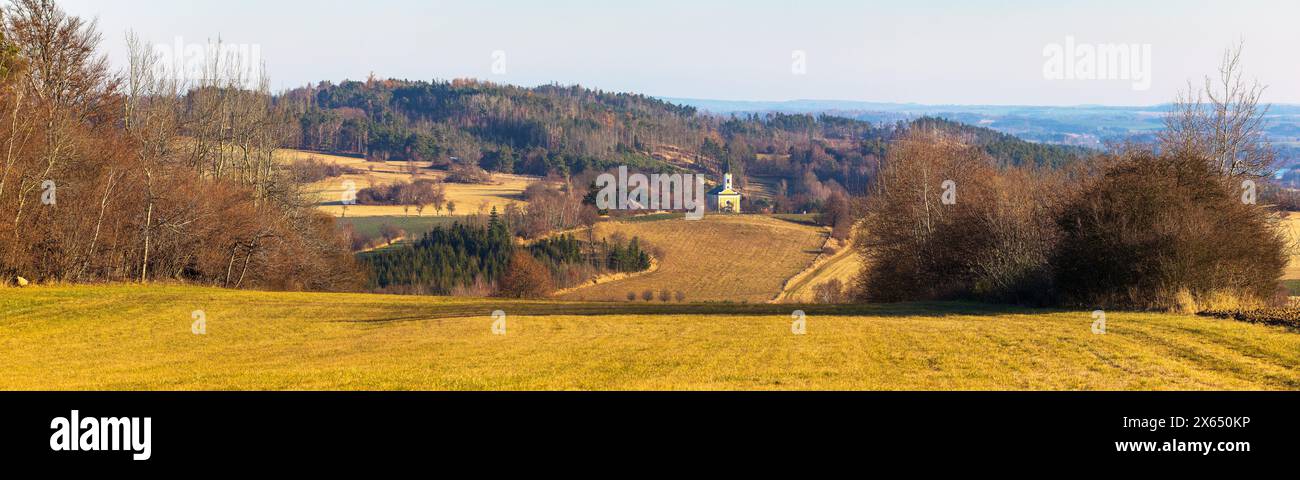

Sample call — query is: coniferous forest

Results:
[361,209,651,295]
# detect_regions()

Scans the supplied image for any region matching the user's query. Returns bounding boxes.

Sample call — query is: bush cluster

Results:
[854,133,1286,310]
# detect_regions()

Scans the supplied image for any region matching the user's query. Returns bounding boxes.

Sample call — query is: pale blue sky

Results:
[59,0,1300,105]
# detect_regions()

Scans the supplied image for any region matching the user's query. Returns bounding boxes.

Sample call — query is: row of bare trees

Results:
[0,0,359,290]
[354,179,447,216]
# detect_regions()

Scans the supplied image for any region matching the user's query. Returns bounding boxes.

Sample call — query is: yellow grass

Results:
[778,242,862,303]
[2,285,1299,390]
[558,215,826,303]
[278,149,537,217]
[1282,212,1300,281]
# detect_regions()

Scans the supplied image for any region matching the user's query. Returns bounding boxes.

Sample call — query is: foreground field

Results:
[2,285,1298,390]
[558,215,826,302]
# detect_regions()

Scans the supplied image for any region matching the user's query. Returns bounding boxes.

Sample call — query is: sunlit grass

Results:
[1280,212,1300,281]
[778,243,861,303]
[558,215,827,303]
[2,285,1298,391]
[278,149,538,218]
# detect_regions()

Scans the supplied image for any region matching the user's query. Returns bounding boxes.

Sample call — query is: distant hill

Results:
[662,97,1300,159]
[279,79,1090,209]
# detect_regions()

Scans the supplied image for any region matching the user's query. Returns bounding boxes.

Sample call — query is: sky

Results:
[58,0,1300,106]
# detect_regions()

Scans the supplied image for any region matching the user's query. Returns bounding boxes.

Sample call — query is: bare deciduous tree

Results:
[1162,42,1275,178]
[0,0,360,290]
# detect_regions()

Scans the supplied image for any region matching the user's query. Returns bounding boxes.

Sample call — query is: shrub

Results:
[450,276,496,297]
[853,132,1061,304]
[343,225,376,252]
[287,157,357,183]
[813,279,847,304]
[1053,151,1286,309]
[1173,289,1199,315]
[965,166,1064,305]
[818,192,856,241]
[355,180,444,212]
[446,164,493,184]
[496,251,555,299]
[378,224,403,245]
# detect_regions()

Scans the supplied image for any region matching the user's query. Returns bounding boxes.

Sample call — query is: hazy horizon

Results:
[58,0,1300,106]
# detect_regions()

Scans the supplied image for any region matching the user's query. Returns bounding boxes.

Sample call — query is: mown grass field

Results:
[278,149,537,217]
[2,285,1298,391]
[557,215,827,302]
[1282,212,1300,292]
[336,216,461,239]
[778,244,862,303]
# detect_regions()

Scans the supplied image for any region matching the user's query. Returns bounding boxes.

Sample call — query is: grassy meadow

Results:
[2,285,1299,390]
[6,152,1296,392]
[336,216,461,239]
[778,244,862,303]
[1282,212,1300,294]
[557,215,827,302]
[279,149,537,217]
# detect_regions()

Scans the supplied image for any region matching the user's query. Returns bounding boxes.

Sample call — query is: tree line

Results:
[354,179,447,216]
[361,209,652,297]
[278,78,1087,217]
[0,0,359,290]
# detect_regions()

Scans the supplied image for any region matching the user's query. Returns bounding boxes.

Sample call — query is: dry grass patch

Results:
[3,285,1300,390]
[778,244,862,303]
[278,149,538,217]
[1282,212,1300,281]
[558,215,826,303]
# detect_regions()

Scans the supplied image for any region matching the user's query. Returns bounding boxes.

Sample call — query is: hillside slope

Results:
[777,244,862,303]
[557,215,827,303]
[279,149,535,217]
[3,285,1299,390]
[284,79,1088,185]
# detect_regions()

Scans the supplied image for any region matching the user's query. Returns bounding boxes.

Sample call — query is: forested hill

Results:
[279,78,1088,195]
[906,117,1094,168]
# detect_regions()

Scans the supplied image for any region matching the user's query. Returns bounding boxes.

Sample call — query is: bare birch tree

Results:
[1162,42,1275,178]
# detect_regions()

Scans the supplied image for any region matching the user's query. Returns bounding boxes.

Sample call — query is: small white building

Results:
[707,171,742,213]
